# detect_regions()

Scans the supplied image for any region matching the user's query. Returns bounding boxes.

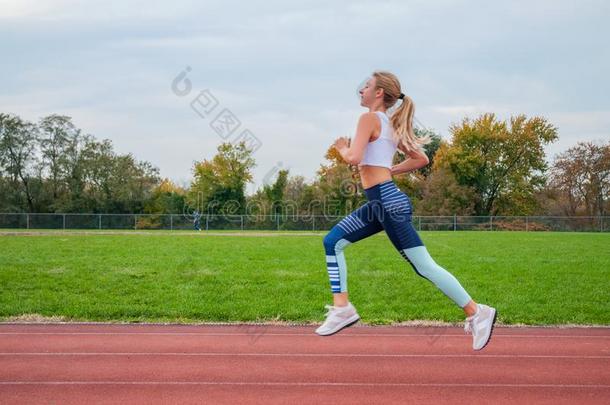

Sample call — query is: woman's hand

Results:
[333,136,350,151]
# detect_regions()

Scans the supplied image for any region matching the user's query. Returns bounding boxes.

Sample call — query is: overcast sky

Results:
[1,0,608,195]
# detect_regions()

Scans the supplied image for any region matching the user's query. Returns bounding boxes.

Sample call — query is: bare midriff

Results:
[357,164,392,189]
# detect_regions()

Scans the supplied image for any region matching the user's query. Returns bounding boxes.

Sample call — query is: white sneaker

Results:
[464,303,497,350]
[315,302,360,336]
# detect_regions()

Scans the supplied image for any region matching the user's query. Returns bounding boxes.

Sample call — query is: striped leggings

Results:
[323,179,472,308]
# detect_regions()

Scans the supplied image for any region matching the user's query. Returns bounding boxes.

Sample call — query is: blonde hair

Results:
[371,70,431,153]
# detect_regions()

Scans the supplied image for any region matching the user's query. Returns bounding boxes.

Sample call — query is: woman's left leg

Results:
[369,181,473,309]
[365,180,497,350]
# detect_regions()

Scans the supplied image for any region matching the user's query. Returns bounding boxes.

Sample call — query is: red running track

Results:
[0,323,609,404]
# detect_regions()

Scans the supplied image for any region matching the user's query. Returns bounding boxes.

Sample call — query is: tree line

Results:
[1,112,608,217]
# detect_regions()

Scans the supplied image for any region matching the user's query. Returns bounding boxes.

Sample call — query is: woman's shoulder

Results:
[358,111,387,124]
[359,111,379,119]
[356,112,382,129]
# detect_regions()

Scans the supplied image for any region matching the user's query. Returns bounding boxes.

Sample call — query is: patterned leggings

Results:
[323,179,472,308]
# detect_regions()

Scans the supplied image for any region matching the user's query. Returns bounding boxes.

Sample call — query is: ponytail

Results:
[390,95,431,153]
[371,70,431,154]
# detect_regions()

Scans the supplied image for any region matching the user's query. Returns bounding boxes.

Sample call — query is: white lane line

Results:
[0,332,608,338]
[0,352,608,359]
[0,381,609,388]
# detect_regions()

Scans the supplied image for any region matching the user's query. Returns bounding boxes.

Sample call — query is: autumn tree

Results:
[316,145,364,216]
[550,141,609,216]
[438,113,558,215]
[144,178,187,214]
[189,141,256,215]
[283,175,322,218]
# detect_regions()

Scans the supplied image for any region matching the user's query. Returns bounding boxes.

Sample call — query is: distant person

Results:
[316,70,497,351]
[193,210,202,231]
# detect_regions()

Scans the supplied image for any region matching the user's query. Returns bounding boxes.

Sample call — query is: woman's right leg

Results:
[322,200,384,305]
[316,200,384,336]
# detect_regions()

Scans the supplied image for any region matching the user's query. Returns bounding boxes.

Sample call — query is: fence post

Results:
[418,216,421,231]
[134,214,137,230]
[525,216,529,232]
[26,213,30,229]
[276,215,280,231]
[98,214,102,230]
[601,216,604,232]
[312,216,315,231]
[63,214,66,230]
[170,214,173,231]
[490,216,493,231]
[453,214,456,231]
[205,215,209,231]
[241,215,244,231]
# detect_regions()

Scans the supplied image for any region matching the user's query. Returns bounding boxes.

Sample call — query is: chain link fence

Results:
[0,213,608,232]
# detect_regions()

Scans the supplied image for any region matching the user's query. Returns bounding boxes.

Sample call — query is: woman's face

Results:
[359,77,380,107]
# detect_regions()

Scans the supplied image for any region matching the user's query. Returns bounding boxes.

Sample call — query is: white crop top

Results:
[358,111,398,169]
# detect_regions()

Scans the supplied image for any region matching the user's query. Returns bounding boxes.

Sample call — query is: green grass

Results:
[0,231,608,325]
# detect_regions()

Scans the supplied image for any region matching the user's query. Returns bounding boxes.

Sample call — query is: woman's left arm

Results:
[390,144,430,175]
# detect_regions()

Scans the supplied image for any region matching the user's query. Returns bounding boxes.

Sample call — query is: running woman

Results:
[315,70,497,351]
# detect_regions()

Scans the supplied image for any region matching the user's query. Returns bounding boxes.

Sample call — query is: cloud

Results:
[0,0,608,195]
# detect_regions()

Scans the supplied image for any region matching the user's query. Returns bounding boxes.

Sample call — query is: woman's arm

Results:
[333,113,377,165]
[390,143,429,175]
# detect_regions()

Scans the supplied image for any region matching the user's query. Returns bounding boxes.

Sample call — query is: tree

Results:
[316,145,365,217]
[72,137,159,213]
[189,141,256,215]
[144,178,187,214]
[284,175,308,208]
[0,113,40,211]
[412,128,442,178]
[107,155,159,212]
[263,169,289,216]
[38,115,81,207]
[60,132,93,212]
[550,141,610,216]
[440,113,558,215]
[418,167,476,216]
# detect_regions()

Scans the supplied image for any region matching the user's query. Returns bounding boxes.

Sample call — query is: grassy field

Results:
[0,230,608,325]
